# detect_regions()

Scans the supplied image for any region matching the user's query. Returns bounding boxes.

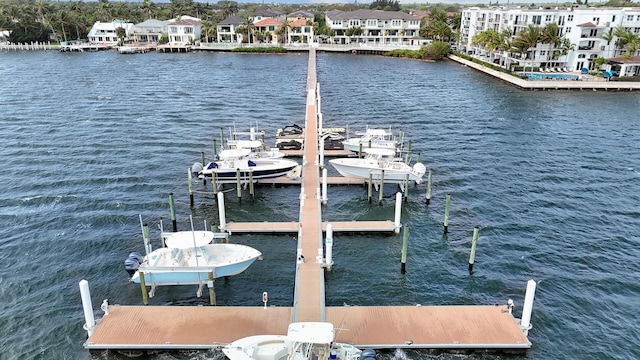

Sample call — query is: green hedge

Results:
[231,47,286,53]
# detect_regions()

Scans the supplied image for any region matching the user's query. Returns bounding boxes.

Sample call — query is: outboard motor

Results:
[413,162,427,177]
[360,348,376,360]
[191,162,203,175]
[124,252,143,277]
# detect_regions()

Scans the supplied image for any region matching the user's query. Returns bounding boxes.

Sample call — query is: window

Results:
[391,20,402,27]
[170,26,178,33]
[578,54,586,58]
[545,15,552,22]
[627,15,633,21]
[593,17,599,23]
[635,27,640,33]
[367,19,377,27]
[590,29,597,36]
[540,50,546,56]
[532,15,541,25]
[568,15,573,21]
[566,27,571,33]
[184,27,193,34]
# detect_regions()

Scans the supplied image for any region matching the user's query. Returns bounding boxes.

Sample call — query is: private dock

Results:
[81,47,536,355]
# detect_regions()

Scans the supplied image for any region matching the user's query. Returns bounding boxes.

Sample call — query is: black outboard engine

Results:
[124,252,143,277]
[360,349,376,360]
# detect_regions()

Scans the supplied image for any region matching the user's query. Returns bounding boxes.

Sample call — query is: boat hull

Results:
[130,244,262,285]
[329,158,424,184]
[199,158,299,182]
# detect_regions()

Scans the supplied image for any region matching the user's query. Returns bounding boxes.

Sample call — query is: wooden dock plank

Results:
[257,176,365,185]
[327,306,530,349]
[224,221,395,234]
[86,306,292,349]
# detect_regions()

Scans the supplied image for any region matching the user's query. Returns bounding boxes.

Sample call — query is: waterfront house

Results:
[217,15,244,43]
[250,8,286,23]
[167,15,201,45]
[131,19,168,43]
[254,18,282,44]
[325,9,421,46]
[87,21,135,45]
[460,5,640,74]
[287,10,315,22]
[288,18,314,44]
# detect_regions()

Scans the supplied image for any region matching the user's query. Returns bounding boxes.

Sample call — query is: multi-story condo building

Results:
[461,5,640,75]
[325,9,421,46]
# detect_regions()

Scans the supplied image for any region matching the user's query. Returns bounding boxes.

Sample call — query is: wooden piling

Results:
[236,169,242,201]
[425,169,432,205]
[249,171,255,199]
[188,168,194,208]
[208,272,216,306]
[469,227,479,274]
[378,170,385,205]
[212,172,218,195]
[368,172,373,203]
[403,174,409,202]
[139,272,149,305]
[169,193,177,232]
[401,225,409,274]
[213,139,217,157]
[358,143,363,159]
[443,194,450,234]
[201,152,205,168]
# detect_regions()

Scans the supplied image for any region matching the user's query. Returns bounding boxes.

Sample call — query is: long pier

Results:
[82,47,535,355]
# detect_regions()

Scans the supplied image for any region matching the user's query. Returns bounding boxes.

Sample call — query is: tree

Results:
[369,0,400,11]
[141,0,156,19]
[116,26,126,45]
[512,24,542,72]
[219,1,238,19]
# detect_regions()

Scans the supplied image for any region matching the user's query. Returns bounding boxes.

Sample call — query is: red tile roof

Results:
[289,18,308,27]
[576,22,597,27]
[254,18,282,27]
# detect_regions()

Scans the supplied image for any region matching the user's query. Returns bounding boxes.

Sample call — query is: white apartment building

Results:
[87,21,135,45]
[325,9,421,46]
[167,15,201,45]
[461,5,640,74]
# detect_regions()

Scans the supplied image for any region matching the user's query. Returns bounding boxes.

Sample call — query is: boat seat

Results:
[171,248,184,264]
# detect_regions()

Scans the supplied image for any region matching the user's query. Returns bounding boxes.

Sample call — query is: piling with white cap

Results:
[79,280,96,337]
[188,167,194,207]
[321,168,328,205]
[378,170,385,205]
[400,225,409,274]
[394,192,402,234]
[325,223,334,270]
[425,169,432,205]
[468,227,479,274]
[520,279,537,336]
[236,169,242,201]
[169,193,177,232]
[217,191,226,231]
[443,194,451,234]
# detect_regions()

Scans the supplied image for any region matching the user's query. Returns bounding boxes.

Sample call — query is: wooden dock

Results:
[83,47,533,354]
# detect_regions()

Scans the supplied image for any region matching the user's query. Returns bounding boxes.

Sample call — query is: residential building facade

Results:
[87,21,135,45]
[131,19,168,43]
[167,16,201,45]
[461,5,640,74]
[217,15,244,43]
[325,9,421,46]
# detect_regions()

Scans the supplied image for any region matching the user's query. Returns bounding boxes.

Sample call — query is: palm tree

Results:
[220,1,238,19]
[241,15,253,44]
[512,24,542,73]
[141,0,155,19]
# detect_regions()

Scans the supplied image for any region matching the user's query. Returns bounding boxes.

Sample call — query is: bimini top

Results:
[218,148,252,159]
[163,231,215,248]
[233,140,263,149]
[287,322,334,344]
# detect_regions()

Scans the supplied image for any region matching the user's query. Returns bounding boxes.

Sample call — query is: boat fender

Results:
[360,348,376,360]
[124,252,143,277]
[192,162,203,175]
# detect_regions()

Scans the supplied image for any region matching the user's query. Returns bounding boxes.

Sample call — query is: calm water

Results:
[1,50,639,360]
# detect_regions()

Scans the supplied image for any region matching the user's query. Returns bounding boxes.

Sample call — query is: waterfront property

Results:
[87,20,135,46]
[460,5,640,76]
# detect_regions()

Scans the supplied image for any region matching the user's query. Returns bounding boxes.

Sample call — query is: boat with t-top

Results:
[329,148,426,184]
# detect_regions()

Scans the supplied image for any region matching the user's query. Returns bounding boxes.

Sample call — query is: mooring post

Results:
[321,168,328,205]
[443,194,450,234]
[404,140,412,164]
[213,139,217,157]
[188,168,194,208]
[394,192,402,234]
[169,193,177,232]
[325,223,333,271]
[521,280,537,336]
[201,151,205,168]
[403,174,409,202]
[249,171,254,199]
[368,172,373,203]
[236,169,242,201]
[208,272,216,306]
[318,112,323,131]
[212,172,218,195]
[79,280,96,337]
[217,191,226,231]
[320,140,325,168]
[425,169,432,205]
[378,170,385,205]
[401,225,409,274]
[142,223,152,255]
[358,143,363,158]
[468,227,479,274]
[139,272,149,305]
[219,128,224,149]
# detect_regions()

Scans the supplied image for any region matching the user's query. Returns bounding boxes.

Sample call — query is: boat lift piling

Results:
[394,192,402,234]
[169,193,177,232]
[188,168,194,207]
[401,225,409,274]
[321,168,328,205]
[236,169,242,201]
[249,171,255,199]
[212,172,218,195]
[79,280,96,337]
[139,272,149,305]
[425,169,432,205]
[368,173,373,203]
[213,139,217,157]
[378,170,385,205]
[208,272,216,306]
[325,224,333,271]
[403,174,409,202]
[468,227,479,274]
[443,194,451,234]
[217,191,226,231]
[520,280,537,336]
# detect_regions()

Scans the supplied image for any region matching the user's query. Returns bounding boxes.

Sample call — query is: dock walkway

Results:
[84,47,533,354]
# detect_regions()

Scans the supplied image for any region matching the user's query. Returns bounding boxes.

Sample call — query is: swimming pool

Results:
[526,73,579,81]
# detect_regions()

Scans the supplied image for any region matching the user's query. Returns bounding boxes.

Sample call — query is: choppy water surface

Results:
[0,50,639,360]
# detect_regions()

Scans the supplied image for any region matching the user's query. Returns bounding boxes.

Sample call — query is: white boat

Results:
[126,241,262,285]
[222,322,375,360]
[226,127,285,159]
[341,128,398,153]
[197,148,299,183]
[329,148,427,184]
